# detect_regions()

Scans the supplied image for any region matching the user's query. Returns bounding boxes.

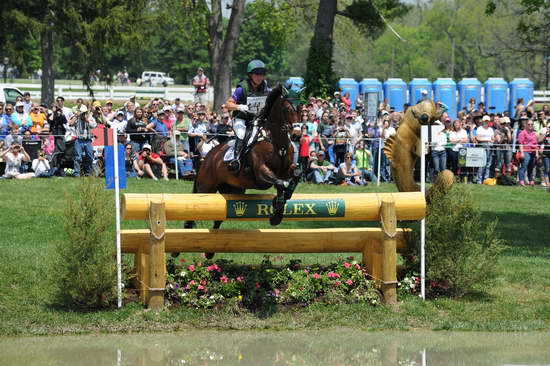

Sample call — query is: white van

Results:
[137,71,175,87]
[0,84,24,105]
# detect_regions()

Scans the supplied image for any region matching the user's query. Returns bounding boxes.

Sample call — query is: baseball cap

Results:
[501,116,511,124]
[106,99,113,105]
[15,101,24,107]
[116,110,125,116]
[482,115,491,122]
[142,144,152,151]
[334,91,341,96]
[318,150,325,156]
[163,106,172,112]
[79,105,88,113]
[92,101,102,108]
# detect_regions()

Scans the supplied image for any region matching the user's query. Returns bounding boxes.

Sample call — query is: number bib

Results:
[246,96,267,114]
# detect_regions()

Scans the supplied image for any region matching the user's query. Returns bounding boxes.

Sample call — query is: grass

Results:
[0,179,549,336]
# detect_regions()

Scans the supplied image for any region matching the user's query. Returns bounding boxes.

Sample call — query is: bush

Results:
[52,178,116,309]
[407,185,503,297]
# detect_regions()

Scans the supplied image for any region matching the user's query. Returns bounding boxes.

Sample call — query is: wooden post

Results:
[148,201,166,310]
[135,242,149,304]
[380,199,397,304]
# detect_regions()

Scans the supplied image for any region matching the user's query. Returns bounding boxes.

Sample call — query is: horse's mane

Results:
[258,84,283,121]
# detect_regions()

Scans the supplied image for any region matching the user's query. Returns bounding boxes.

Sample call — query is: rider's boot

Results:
[228,137,244,174]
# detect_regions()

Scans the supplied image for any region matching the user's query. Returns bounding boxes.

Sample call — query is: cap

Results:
[116,110,125,116]
[317,150,325,156]
[334,91,341,96]
[79,105,88,113]
[92,101,101,108]
[501,116,511,124]
[142,144,152,151]
[15,101,24,107]
[421,89,428,96]
[381,110,390,116]
[163,106,172,112]
[197,67,204,72]
[482,115,491,122]
[106,99,113,104]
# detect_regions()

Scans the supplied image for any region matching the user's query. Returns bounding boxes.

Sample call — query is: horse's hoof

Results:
[204,252,215,260]
[269,214,283,226]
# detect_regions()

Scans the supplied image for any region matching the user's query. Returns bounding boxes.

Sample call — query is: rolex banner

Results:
[226,199,345,219]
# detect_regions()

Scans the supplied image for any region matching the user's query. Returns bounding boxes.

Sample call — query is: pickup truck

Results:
[0,84,24,105]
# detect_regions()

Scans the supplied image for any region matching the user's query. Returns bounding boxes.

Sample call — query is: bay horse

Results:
[184,84,301,232]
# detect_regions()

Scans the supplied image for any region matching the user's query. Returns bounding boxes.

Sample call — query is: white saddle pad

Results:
[222,126,260,162]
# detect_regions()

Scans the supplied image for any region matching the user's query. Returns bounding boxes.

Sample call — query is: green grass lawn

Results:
[0,179,549,336]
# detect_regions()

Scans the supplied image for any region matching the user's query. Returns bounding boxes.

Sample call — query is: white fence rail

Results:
[4,83,213,103]
[4,82,550,104]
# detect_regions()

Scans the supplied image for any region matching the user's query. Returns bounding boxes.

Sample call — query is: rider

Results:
[225,59,270,173]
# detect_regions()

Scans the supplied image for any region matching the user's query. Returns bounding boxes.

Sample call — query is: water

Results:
[1,330,549,365]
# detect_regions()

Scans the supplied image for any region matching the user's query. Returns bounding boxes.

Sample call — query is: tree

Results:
[0,0,148,106]
[304,0,409,98]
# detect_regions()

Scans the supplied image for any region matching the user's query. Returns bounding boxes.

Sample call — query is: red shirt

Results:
[299,135,311,157]
[138,151,160,160]
[518,130,538,153]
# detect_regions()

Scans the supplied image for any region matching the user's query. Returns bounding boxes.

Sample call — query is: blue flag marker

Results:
[105,145,126,189]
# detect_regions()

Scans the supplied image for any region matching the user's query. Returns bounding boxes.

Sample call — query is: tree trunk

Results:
[208,0,246,111]
[40,27,55,107]
[312,0,337,49]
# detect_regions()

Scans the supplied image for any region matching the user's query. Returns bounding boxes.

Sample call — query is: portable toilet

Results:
[359,78,383,103]
[509,78,534,116]
[433,78,457,119]
[337,78,359,110]
[457,78,482,112]
[409,78,432,105]
[383,78,407,112]
[484,78,508,114]
[285,77,304,91]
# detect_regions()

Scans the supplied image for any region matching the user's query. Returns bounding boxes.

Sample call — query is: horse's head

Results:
[259,84,299,136]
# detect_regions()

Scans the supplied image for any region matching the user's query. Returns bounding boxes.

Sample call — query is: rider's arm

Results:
[226,87,248,112]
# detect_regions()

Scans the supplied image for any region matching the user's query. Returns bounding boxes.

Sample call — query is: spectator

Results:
[55,96,73,121]
[126,107,150,153]
[29,105,47,134]
[174,107,191,151]
[4,125,23,148]
[123,143,137,177]
[102,100,115,122]
[192,67,210,104]
[332,121,350,166]
[72,105,97,177]
[298,125,311,179]
[188,111,208,158]
[109,110,127,135]
[49,105,67,154]
[0,144,34,179]
[354,140,377,182]
[494,116,513,176]
[381,119,396,182]
[22,92,33,114]
[517,119,538,186]
[541,121,550,187]
[164,131,194,177]
[196,134,219,160]
[134,143,168,180]
[448,120,469,175]
[337,152,365,186]
[340,92,351,112]
[125,101,136,121]
[310,150,336,184]
[32,149,51,178]
[430,123,448,180]
[11,101,32,131]
[215,113,233,144]
[474,115,494,184]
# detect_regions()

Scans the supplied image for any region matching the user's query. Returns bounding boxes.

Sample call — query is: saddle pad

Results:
[222,126,260,162]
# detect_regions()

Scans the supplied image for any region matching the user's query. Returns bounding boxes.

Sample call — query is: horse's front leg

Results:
[254,165,289,226]
[284,164,301,201]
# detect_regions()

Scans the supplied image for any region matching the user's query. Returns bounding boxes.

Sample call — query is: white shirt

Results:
[432,131,448,152]
[32,158,50,176]
[476,126,494,143]
[449,129,468,151]
[4,152,24,177]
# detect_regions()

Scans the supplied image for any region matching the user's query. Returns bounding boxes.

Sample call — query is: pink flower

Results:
[304,269,309,274]
[312,273,321,279]
[179,258,187,263]
[220,275,229,283]
[347,256,354,261]
[255,282,261,289]
[197,262,203,267]
[197,285,205,291]
[334,281,341,286]
[345,279,353,286]
[327,272,341,279]
[200,279,207,286]
[236,276,244,282]
[355,264,361,270]
[189,280,196,286]
[343,262,351,268]
[188,265,195,272]
[274,289,280,296]
[206,264,221,272]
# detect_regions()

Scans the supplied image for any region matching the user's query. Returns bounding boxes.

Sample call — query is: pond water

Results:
[1,330,549,365]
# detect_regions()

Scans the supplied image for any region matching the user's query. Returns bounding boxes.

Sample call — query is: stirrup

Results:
[228,159,241,173]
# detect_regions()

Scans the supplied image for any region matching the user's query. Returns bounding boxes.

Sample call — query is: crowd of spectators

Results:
[1,87,549,187]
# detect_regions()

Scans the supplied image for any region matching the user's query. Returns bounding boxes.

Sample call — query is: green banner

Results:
[226,199,345,219]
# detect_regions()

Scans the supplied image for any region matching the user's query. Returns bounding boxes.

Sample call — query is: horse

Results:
[184,84,301,233]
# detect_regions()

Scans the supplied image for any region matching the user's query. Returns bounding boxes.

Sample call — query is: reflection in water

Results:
[1,330,550,365]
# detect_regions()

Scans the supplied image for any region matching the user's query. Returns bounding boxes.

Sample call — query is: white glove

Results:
[237,104,249,112]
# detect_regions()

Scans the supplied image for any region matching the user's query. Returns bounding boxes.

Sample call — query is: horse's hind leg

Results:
[270,183,287,226]
[284,165,301,201]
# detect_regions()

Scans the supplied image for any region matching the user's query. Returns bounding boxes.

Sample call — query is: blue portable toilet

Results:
[337,78,359,110]
[484,78,508,114]
[509,78,534,116]
[433,78,457,119]
[359,78,383,102]
[409,78,432,105]
[383,78,407,112]
[285,77,304,91]
[457,78,482,112]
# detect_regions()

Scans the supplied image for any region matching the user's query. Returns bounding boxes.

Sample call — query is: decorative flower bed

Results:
[166,256,381,309]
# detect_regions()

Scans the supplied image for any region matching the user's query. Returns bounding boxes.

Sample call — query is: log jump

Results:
[120,192,426,309]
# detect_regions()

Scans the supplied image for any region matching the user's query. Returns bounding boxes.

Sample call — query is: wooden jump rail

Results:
[120,192,426,309]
